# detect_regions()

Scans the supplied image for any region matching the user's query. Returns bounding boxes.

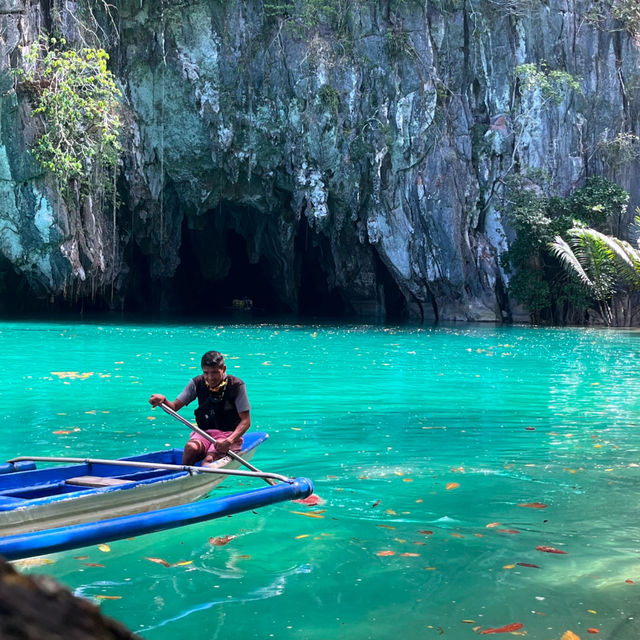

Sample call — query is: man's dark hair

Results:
[201,351,225,368]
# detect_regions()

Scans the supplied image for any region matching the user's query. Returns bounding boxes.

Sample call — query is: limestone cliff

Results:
[0,0,638,321]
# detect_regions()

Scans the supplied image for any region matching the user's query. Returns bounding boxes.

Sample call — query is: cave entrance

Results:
[375,252,408,320]
[295,220,346,318]
[174,223,284,317]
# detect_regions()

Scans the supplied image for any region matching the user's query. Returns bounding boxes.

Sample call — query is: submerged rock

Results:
[0,555,139,639]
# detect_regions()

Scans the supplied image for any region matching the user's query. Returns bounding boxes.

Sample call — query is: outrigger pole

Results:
[7,455,292,484]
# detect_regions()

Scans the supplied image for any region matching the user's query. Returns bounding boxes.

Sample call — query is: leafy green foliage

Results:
[264,0,351,33]
[15,37,122,190]
[515,62,580,104]
[549,222,640,324]
[502,176,630,322]
[586,0,640,38]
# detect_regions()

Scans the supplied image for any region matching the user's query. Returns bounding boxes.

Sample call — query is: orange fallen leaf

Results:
[625,579,634,584]
[517,562,540,568]
[97,544,111,552]
[480,622,523,634]
[418,530,433,535]
[145,557,171,567]
[561,632,581,640]
[486,522,502,528]
[73,555,89,560]
[446,482,460,490]
[376,550,396,556]
[497,529,520,534]
[400,553,420,557]
[82,563,105,567]
[587,630,599,635]
[536,545,567,554]
[451,532,464,538]
[518,502,548,509]
[377,524,396,530]
[53,430,72,434]
[209,535,236,546]
[96,595,122,600]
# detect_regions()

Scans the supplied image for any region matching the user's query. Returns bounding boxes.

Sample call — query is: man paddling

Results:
[149,351,251,465]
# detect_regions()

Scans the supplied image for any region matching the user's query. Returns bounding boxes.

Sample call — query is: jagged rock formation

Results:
[0,0,639,321]
[0,555,139,639]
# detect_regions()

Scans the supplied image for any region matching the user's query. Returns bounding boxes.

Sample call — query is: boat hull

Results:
[0,433,266,536]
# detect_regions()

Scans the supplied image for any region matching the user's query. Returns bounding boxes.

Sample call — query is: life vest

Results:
[192,374,244,430]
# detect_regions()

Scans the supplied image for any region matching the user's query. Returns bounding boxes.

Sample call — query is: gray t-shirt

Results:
[176,377,251,413]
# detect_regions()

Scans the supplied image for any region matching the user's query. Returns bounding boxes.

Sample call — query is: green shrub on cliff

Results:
[501,176,629,323]
[15,37,122,192]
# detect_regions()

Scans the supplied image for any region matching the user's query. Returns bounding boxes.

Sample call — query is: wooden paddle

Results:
[159,403,278,486]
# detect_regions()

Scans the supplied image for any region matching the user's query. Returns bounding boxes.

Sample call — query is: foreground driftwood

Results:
[0,556,139,640]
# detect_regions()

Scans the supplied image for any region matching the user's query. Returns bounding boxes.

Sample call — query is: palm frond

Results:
[548,235,593,287]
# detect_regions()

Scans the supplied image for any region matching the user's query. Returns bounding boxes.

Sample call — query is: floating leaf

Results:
[418,530,433,535]
[295,534,310,539]
[82,563,105,567]
[98,544,111,553]
[503,564,516,569]
[400,553,420,557]
[451,532,464,538]
[290,511,325,519]
[145,557,171,567]
[480,622,524,634]
[446,482,460,490]
[517,562,540,568]
[519,502,548,509]
[497,529,520,534]
[73,555,89,560]
[12,557,55,568]
[378,524,396,530]
[371,500,381,508]
[536,545,567,554]
[525,427,536,431]
[53,430,72,435]
[376,550,396,556]
[209,535,236,546]
[96,595,122,600]
[174,561,193,566]
[486,522,502,528]
[625,579,634,584]
[587,630,599,635]
[561,632,581,640]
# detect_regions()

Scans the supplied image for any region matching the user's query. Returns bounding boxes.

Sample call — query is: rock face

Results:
[0,0,639,321]
[0,555,139,639]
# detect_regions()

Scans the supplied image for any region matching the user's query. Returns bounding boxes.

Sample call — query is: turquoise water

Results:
[3,320,640,639]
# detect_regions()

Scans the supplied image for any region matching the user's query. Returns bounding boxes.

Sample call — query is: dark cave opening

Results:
[375,252,408,320]
[295,219,346,318]
[173,222,286,316]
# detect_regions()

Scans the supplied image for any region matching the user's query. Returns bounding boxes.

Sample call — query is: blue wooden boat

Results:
[0,432,314,560]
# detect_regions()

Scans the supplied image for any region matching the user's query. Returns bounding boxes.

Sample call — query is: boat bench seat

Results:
[65,475,135,488]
